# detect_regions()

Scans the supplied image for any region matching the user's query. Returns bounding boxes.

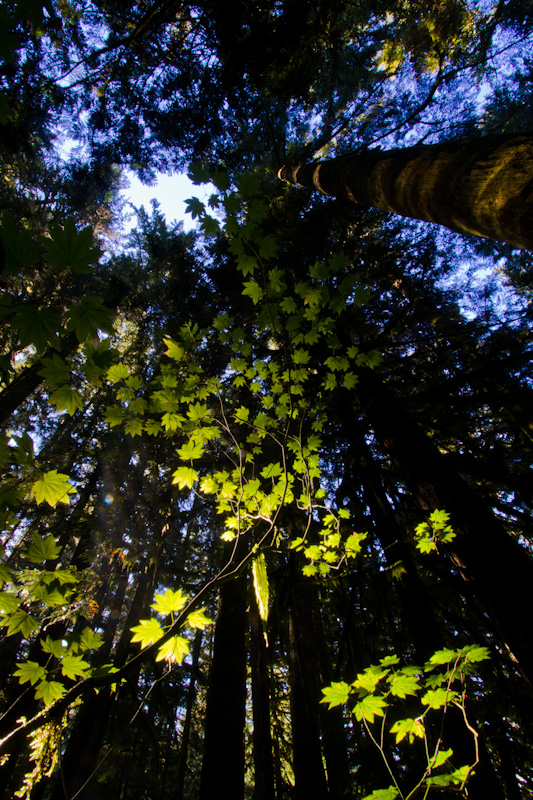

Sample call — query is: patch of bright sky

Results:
[120,170,197,232]
[119,170,216,235]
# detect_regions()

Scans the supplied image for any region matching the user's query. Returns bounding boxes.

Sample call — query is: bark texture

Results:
[279,132,533,250]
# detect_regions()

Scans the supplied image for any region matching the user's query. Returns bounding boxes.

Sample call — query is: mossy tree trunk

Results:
[279,132,533,250]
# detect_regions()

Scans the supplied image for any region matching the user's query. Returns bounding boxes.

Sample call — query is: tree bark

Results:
[250,588,276,800]
[199,558,248,800]
[287,568,330,800]
[278,132,533,250]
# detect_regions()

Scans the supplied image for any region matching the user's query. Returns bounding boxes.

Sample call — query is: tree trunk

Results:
[353,369,533,686]
[278,132,533,250]
[199,556,248,800]
[174,630,203,800]
[250,588,276,800]
[287,568,330,800]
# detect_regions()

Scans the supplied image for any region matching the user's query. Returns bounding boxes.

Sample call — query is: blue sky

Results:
[119,170,198,231]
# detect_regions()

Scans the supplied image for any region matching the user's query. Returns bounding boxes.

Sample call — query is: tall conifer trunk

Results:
[279,132,533,250]
[287,566,330,800]
[199,557,248,800]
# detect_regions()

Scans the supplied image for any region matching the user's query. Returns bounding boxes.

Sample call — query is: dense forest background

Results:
[1,1,533,798]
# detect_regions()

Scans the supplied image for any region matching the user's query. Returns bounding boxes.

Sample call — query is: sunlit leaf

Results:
[186,608,212,630]
[390,717,425,744]
[152,588,188,616]
[34,680,66,705]
[320,681,351,709]
[156,635,190,664]
[61,655,90,680]
[131,618,164,648]
[14,661,47,686]
[172,466,199,489]
[31,471,76,507]
[353,694,388,724]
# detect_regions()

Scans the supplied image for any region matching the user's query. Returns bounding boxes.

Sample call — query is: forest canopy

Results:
[1,1,533,799]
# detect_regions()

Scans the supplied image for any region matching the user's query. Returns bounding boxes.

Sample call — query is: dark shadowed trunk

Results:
[199,558,248,800]
[250,586,276,800]
[279,132,533,250]
[353,369,533,687]
[287,565,330,800]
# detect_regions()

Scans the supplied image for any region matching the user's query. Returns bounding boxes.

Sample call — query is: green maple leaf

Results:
[77,628,104,652]
[163,337,185,360]
[425,648,458,668]
[65,296,114,341]
[34,680,66,705]
[130,618,164,648]
[42,218,101,273]
[353,666,388,694]
[152,588,188,616]
[186,608,212,630]
[323,373,337,391]
[361,788,399,800]
[31,470,76,507]
[260,462,283,479]
[172,466,199,489]
[432,747,453,769]
[125,418,144,437]
[187,402,209,422]
[184,197,205,219]
[237,254,258,276]
[353,693,388,723]
[388,671,421,698]
[390,717,425,744]
[422,688,455,709]
[104,405,124,427]
[461,644,490,663]
[107,363,130,383]
[343,371,359,389]
[41,636,67,658]
[200,215,220,237]
[49,386,83,416]
[14,661,47,686]
[345,532,367,558]
[38,354,70,387]
[292,348,310,365]
[162,412,185,431]
[280,296,297,314]
[199,475,219,494]
[234,405,250,422]
[156,635,190,664]
[24,532,61,562]
[12,306,62,354]
[60,654,90,680]
[145,419,162,436]
[34,581,71,606]
[187,162,211,185]
[177,439,205,461]
[320,681,351,709]
[2,611,39,637]
[242,281,264,305]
